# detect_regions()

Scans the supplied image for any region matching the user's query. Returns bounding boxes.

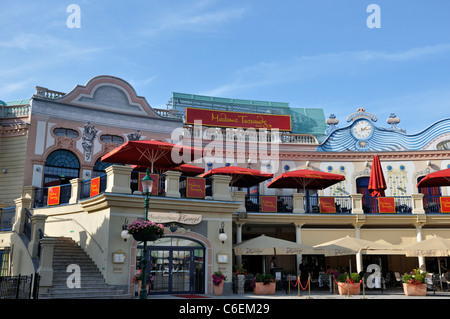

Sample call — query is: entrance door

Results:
[137,237,205,295]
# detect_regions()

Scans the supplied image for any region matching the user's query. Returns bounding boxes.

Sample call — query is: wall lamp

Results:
[218,222,227,244]
[121,219,131,241]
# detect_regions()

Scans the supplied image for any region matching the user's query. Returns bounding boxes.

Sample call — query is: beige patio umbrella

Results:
[401,235,450,290]
[233,234,317,256]
[313,235,398,273]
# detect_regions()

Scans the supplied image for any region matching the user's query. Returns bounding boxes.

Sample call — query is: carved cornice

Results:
[0,123,29,137]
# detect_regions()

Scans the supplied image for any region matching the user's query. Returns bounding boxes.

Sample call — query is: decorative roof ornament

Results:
[325,114,339,135]
[386,113,406,133]
[346,108,378,123]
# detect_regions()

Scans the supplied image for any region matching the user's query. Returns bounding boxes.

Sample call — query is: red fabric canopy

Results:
[199,166,273,187]
[101,140,200,172]
[368,155,387,197]
[267,169,345,190]
[417,168,450,188]
[132,164,205,176]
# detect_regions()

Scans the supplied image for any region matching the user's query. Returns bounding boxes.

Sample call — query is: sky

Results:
[1,0,450,134]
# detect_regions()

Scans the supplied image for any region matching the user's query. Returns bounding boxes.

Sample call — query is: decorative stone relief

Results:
[82,122,98,162]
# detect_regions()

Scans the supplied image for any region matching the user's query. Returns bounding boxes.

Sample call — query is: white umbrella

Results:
[233,234,317,256]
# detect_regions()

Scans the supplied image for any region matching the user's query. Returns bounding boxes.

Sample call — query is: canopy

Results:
[417,168,450,188]
[199,166,273,188]
[313,235,397,256]
[101,140,199,173]
[267,169,345,191]
[368,155,387,197]
[233,234,316,256]
[132,164,205,176]
[401,235,450,257]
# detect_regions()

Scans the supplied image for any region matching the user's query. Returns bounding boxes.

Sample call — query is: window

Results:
[44,150,80,187]
[53,128,79,138]
[93,157,113,177]
[100,134,124,144]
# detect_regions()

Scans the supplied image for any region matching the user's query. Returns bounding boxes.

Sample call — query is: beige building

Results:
[1,75,450,297]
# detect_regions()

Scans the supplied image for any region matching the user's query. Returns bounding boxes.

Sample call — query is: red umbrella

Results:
[417,168,450,188]
[267,169,345,191]
[101,140,199,172]
[132,164,205,176]
[198,166,273,187]
[368,155,387,197]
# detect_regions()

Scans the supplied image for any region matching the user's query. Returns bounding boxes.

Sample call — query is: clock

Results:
[351,120,373,140]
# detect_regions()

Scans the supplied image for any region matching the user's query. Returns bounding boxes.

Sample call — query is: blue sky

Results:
[1,0,450,134]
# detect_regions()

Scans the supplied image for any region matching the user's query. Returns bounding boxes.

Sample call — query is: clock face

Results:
[352,120,373,140]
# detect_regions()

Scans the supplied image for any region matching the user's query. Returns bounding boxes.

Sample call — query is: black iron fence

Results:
[0,273,40,299]
[34,184,72,208]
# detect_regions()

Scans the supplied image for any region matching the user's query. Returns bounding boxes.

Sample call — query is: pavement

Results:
[148,287,450,299]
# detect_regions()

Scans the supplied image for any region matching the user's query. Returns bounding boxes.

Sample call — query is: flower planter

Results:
[213,281,224,296]
[403,283,427,296]
[337,282,361,295]
[132,233,160,242]
[253,282,276,295]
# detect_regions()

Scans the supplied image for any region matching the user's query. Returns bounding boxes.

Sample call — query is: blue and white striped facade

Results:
[317,109,450,152]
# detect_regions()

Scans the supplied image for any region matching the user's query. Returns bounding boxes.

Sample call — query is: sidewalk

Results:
[149,287,450,299]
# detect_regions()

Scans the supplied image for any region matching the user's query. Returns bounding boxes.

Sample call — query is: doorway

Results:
[136,237,205,295]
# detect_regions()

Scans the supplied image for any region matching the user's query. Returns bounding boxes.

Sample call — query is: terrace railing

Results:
[33,184,72,208]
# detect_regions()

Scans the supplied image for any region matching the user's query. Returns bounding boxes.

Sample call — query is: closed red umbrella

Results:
[101,140,199,172]
[417,168,450,188]
[198,166,273,187]
[368,155,387,197]
[267,169,345,191]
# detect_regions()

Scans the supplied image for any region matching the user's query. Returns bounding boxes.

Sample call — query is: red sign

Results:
[47,186,61,206]
[261,196,277,213]
[378,197,396,213]
[185,107,291,131]
[186,177,206,198]
[138,173,160,195]
[90,177,100,197]
[319,197,336,213]
[440,197,450,213]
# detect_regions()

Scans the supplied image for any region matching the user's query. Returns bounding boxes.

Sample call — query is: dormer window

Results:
[53,128,79,138]
[100,134,124,144]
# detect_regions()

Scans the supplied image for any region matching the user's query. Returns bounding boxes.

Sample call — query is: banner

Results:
[90,177,100,197]
[138,173,160,195]
[261,196,277,213]
[47,186,61,206]
[440,197,450,213]
[319,197,336,213]
[185,107,291,131]
[378,197,396,213]
[186,177,206,198]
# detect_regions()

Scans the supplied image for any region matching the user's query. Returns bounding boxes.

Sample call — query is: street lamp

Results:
[139,169,154,299]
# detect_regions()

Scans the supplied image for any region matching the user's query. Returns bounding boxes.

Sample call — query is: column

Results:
[235,223,244,268]
[164,170,181,198]
[350,194,364,214]
[28,214,48,258]
[37,237,57,289]
[411,193,425,214]
[295,223,303,275]
[69,178,82,204]
[416,225,426,270]
[232,191,247,213]
[292,193,305,214]
[212,175,232,201]
[105,165,133,194]
[354,225,363,273]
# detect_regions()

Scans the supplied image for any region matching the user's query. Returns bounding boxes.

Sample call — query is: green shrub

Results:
[403,274,412,283]
[414,274,425,284]
[337,273,348,282]
[350,272,361,283]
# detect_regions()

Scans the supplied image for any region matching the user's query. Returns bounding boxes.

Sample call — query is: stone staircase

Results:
[39,237,132,299]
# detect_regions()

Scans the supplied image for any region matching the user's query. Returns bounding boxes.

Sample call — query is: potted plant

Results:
[234,265,247,294]
[133,270,154,294]
[252,274,277,295]
[212,271,227,296]
[127,219,165,241]
[336,272,361,295]
[403,269,427,296]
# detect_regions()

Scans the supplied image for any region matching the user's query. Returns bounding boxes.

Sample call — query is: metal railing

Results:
[362,196,412,214]
[34,184,72,208]
[304,195,352,214]
[423,196,442,214]
[80,174,107,199]
[0,273,40,299]
[245,194,294,213]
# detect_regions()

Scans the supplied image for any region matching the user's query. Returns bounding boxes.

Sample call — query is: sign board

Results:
[90,176,100,197]
[185,107,291,131]
[319,197,336,213]
[261,196,277,213]
[147,212,202,225]
[378,197,396,213]
[440,197,450,213]
[47,186,61,206]
[186,177,206,198]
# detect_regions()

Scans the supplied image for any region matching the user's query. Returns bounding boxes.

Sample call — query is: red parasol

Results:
[417,168,450,188]
[267,169,345,191]
[368,155,387,197]
[132,164,205,176]
[198,166,273,188]
[101,140,199,173]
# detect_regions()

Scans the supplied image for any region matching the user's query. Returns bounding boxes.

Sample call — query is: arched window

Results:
[93,157,114,177]
[100,134,124,144]
[53,128,79,138]
[44,150,80,187]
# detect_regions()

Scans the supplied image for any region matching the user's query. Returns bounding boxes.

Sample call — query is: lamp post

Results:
[140,169,154,299]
